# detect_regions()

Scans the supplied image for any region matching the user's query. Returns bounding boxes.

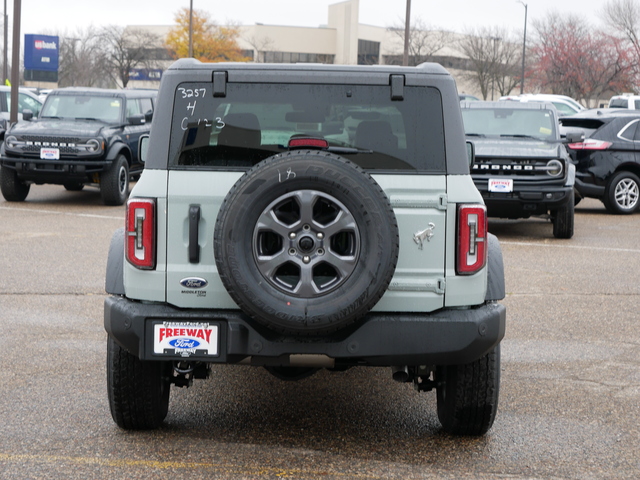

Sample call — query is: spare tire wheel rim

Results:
[253,189,360,297]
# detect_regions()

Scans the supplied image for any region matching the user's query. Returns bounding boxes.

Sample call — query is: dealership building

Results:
[127,0,479,96]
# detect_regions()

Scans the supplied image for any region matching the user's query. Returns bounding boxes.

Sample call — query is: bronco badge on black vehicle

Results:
[104,59,507,436]
[0,87,156,205]
[461,101,581,239]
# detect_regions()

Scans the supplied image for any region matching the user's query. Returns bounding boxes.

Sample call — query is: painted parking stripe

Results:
[500,240,640,254]
[0,206,122,220]
[0,453,381,478]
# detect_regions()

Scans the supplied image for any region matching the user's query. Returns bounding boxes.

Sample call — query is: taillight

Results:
[567,139,612,150]
[457,204,487,275]
[125,198,156,269]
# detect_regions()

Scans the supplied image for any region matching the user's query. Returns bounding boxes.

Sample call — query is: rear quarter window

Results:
[559,117,606,138]
[168,81,446,173]
[609,98,629,109]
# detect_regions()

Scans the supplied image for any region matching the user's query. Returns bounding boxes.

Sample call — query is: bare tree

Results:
[457,27,521,100]
[58,28,112,88]
[387,18,452,65]
[243,34,276,63]
[97,26,162,88]
[603,0,640,83]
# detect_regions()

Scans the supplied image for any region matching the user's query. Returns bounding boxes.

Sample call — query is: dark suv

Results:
[104,59,506,435]
[0,87,156,205]
[461,101,578,238]
[561,109,640,214]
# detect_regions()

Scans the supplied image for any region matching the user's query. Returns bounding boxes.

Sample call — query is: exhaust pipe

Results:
[391,365,410,382]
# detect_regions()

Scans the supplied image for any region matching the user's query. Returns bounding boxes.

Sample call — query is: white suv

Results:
[608,94,640,110]
[500,93,585,117]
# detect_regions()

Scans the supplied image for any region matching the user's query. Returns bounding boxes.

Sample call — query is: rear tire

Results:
[107,336,172,430]
[552,194,574,239]
[100,155,129,205]
[603,171,640,214]
[0,165,30,201]
[436,344,500,436]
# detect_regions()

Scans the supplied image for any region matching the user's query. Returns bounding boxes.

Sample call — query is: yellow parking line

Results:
[0,453,382,478]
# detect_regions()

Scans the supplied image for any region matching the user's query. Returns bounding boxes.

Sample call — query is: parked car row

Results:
[0,87,156,205]
[460,97,640,237]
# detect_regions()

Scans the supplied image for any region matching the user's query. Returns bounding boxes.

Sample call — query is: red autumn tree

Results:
[528,12,635,106]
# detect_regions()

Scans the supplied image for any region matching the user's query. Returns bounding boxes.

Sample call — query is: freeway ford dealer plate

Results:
[40,148,60,160]
[153,322,219,357]
[488,178,513,193]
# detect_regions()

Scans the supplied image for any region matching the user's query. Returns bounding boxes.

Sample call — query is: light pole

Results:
[188,0,193,58]
[3,0,7,84]
[518,1,528,94]
[9,0,20,125]
[403,0,411,66]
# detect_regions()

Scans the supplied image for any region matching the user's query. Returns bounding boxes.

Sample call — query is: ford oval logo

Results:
[169,338,201,349]
[180,277,208,289]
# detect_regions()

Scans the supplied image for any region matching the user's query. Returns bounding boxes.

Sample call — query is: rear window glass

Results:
[559,117,606,138]
[609,98,629,109]
[169,82,445,172]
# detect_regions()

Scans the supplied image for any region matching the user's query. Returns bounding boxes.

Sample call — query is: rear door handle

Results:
[188,205,201,263]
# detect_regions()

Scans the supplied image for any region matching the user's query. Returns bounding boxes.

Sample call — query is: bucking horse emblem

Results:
[413,223,436,250]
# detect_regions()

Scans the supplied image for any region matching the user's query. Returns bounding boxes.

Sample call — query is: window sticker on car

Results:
[488,178,513,193]
[153,322,219,357]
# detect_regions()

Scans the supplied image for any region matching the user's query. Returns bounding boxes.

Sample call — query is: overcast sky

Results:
[13,0,607,37]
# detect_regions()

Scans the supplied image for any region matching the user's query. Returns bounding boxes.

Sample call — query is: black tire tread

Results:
[552,194,574,239]
[437,344,500,436]
[0,165,30,201]
[100,155,129,206]
[107,336,170,430]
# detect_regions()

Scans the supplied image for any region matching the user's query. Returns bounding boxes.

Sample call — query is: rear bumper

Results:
[104,296,506,367]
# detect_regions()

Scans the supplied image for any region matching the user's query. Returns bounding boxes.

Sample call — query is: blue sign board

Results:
[129,68,163,82]
[24,34,59,72]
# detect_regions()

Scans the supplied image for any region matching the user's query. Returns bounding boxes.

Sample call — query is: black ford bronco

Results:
[0,87,156,205]
[461,101,579,238]
[104,59,506,435]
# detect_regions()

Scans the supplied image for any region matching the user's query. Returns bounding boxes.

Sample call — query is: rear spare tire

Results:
[214,151,399,335]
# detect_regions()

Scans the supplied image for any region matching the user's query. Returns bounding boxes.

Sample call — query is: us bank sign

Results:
[24,34,59,72]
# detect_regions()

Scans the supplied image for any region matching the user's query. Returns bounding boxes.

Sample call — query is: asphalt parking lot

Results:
[0,184,638,479]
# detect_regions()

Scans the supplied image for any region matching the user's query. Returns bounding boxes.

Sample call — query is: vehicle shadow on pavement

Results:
[0,183,135,207]
[488,217,555,240]
[141,365,494,467]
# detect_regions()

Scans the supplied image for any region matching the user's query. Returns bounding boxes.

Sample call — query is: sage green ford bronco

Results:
[104,59,506,435]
